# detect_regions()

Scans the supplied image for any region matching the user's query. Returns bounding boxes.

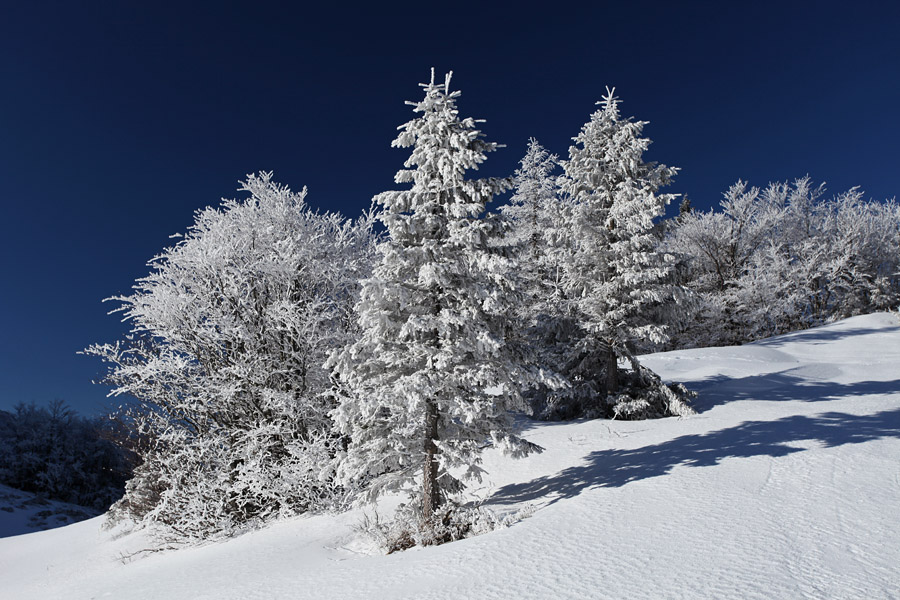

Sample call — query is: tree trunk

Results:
[605,343,618,395]
[422,398,440,522]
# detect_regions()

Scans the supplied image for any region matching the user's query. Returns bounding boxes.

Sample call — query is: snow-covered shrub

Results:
[86,172,376,541]
[540,358,696,421]
[607,365,696,420]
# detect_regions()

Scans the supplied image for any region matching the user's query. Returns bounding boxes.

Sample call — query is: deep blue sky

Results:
[1,1,898,415]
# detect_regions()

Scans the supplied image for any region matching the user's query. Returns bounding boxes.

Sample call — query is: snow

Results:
[0,484,98,538]
[2,312,899,599]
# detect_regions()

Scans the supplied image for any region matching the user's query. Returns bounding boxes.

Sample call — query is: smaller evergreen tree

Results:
[679,195,692,217]
[501,138,571,315]
[499,140,577,415]
[502,138,560,281]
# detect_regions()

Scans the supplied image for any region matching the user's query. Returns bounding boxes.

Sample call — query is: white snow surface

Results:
[2,313,899,600]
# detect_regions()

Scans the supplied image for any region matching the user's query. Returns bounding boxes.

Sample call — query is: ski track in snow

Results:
[1,313,899,599]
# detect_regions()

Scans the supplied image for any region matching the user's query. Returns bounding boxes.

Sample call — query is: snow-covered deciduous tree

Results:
[85,172,376,541]
[666,177,900,347]
[669,181,784,294]
[820,190,900,317]
[550,88,691,419]
[329,71,543,528]
[664,180,788,345]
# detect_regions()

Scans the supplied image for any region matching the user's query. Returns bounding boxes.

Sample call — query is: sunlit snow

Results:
[1,313,898,599]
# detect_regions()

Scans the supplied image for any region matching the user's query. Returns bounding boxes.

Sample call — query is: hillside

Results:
[0,484,99,538]
[1,313,898,600]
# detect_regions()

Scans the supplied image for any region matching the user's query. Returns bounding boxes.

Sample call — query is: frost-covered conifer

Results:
[502,138,561,286]
[501,138,574,319]
[86,173,376,541]
[499,140,578,415]
[554,88,688,418]
[678,195,692,219]
[329,71,541,525]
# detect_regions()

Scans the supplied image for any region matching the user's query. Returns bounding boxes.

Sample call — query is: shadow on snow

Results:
[751,325,894,348]
[688,372,900,412]
[492,406,900,506]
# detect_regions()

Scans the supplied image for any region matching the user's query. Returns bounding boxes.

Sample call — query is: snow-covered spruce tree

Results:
[329,71,542,532]
[499,139,578,415]
[85,173,376,541]
[551,88,693,419]
[501,138,562,298]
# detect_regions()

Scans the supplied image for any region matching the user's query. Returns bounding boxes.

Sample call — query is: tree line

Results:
[0,401,131,511]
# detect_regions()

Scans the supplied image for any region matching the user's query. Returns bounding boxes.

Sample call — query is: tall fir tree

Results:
[557,88,687,417]
[329,71,541,524]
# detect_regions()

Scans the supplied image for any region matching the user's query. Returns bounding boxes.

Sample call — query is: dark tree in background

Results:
[0,401,131,511]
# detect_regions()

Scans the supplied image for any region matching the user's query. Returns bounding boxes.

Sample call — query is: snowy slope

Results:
[1,313,898,600]
[0,484,99,538]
